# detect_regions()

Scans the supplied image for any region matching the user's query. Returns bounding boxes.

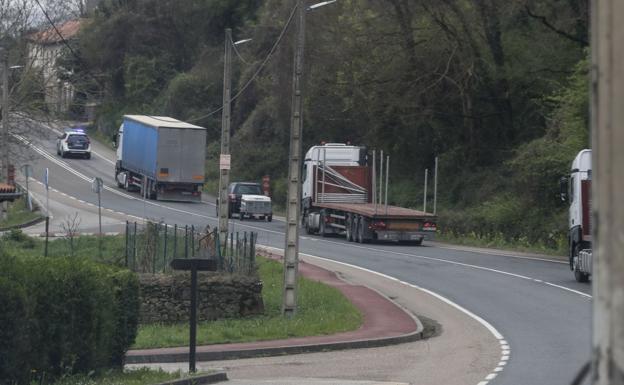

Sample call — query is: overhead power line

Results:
[188,3,299,123]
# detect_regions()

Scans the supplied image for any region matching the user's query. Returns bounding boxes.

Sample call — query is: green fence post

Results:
[173,224,178,259]
[132,222,137,272]
[163,224,168,273]
[184,225,188,258]
[125,220,129,267]
[191,225,195,258]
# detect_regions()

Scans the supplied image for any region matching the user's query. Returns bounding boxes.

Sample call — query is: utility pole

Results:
[1,47,9,221]
[0,47,8,183]
[218,28,233,247]
[591,1,624,383]
[282,0,305,317]
[423,168,428,213]
[433,156,438,215]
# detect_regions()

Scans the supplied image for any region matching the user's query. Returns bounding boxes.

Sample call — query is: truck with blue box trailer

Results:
[113,115,206,202]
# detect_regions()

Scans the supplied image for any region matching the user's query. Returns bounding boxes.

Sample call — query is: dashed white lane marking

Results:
[303,236,592,299]
[22,131,591,300]
[259,245,510,385]
[432,243,568,265]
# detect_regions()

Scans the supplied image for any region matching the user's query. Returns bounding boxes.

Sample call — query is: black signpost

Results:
[170,258,217,372]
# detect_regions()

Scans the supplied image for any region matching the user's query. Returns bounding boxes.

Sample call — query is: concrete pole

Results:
[1,47,9,220]
[282,0,305,317]
[591,1,624,383]
[372,150,376,207]
[1,47,7,183]
[423,168,428,213]
[218,28,233,247]
[384,155,389,215]
[379,150,384,209]
[433,156,438,215]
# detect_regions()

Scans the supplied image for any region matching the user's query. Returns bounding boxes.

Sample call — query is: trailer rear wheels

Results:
[267,215,273,222]
[304,216,314,235]
[319,213,328,237]
[346,215,354,242]
[573,244,590,283]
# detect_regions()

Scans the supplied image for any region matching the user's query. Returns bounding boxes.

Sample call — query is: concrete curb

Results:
[0,215,46,232]
[0,181,46,232]
[126,245,424,364]
[153,371,228,385]
[126,328,424,364]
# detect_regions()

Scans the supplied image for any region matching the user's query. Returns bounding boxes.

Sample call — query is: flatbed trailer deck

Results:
[314,202,433,219]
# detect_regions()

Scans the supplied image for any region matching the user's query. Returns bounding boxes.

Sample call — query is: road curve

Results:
[15,123,591,385]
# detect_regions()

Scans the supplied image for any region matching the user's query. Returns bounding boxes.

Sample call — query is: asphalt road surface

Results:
[14,122,591,385]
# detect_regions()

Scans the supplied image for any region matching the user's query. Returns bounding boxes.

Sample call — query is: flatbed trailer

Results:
[302,143,437,244]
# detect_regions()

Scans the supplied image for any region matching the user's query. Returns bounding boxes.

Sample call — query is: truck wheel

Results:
[346,215,354,242]
[319,213,327,237]
[573,244,590,283]
[356,217,363,243]
[123,175,129,191]
[116,174,124,188]
[240,213,245,221]
[304,216,314,235]
[267,215,273,222]
[358,217,370,243]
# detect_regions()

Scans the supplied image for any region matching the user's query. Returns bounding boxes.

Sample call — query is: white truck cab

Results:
[302,143,367,204]
[565,149,592,282]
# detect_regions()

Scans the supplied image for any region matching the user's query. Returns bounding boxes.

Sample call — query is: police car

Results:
[56,129,91,159]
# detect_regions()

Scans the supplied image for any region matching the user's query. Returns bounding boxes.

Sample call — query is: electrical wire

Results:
[230,35,250,65]
[33,0,298,126]
[188,3,299,123]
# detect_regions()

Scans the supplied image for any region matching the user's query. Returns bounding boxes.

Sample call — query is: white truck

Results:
[562,149,592,282]
[302,143,437,244]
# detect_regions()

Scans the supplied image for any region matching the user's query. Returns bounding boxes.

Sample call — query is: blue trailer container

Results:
[115,115,207,202]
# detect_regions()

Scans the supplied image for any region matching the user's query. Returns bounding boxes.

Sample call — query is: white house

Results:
[26,19,83,114]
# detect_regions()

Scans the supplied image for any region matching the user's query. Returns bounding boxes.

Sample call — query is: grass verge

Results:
[133,256,362,349]
[0,231,126,263]
[48,368,204,385]
[436,231,567,257]
[0,197,43,229]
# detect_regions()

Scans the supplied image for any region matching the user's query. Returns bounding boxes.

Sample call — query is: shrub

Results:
[108,269,140,367]
[0,256,140,384]
[0,275,30,385]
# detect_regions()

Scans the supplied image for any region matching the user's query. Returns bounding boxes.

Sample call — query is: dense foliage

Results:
[62,0,588,250]
[0,246,139,384]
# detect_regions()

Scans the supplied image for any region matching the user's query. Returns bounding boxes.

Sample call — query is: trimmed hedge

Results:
[0,255,139,384]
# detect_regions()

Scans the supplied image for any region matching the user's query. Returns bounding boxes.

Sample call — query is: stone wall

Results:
[139,272,264,324]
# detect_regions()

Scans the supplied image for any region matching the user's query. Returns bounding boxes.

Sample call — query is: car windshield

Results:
[236,184,262,195]
[68,134,87,143]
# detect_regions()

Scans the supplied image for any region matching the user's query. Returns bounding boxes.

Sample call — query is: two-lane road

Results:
[17,123,591,384]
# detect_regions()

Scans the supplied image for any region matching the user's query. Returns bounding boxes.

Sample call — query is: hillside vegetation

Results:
[61,0,589,252]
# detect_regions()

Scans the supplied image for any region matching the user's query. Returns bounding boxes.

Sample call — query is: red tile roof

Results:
[26,19,83,45]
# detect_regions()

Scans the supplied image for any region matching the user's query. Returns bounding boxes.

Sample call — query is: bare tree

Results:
[61,211,81,257]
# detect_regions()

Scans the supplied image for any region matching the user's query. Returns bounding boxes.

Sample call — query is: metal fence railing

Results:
[124,221,257,275]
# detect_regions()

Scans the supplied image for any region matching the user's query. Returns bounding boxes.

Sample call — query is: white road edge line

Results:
[432,243,568,265]
[302,236,593,299]
[258,245,509,385]
[20,131,591,300]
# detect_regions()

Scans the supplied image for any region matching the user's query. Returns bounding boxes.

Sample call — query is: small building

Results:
[25,19,83,114]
